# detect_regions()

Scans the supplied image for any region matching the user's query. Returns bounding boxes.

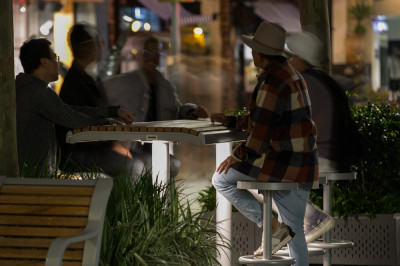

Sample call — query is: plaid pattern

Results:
[231,60,319,189]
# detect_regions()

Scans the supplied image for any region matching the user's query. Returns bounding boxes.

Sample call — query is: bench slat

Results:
[0,195,91,206]
[0,205,90,216]
[0,226,83,237]
[0,248,83,260]
[0,238,84,249]
[0,185,94,196]
[0,215,87,227]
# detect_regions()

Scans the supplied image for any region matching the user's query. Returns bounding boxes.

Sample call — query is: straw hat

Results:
[286,31,324,66]
[242,21,292,58]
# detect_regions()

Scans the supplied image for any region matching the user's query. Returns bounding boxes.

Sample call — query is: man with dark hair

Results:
[56,23,144,180]
[16,38,133,176]
[101,36,208,178]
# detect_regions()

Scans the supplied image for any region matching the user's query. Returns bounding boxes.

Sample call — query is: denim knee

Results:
[211,172,225,190]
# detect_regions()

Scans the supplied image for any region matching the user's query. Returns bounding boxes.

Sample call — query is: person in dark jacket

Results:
[56,23,144,180]
[16,38,133,176]
[287,31,363,244]
[102,36,208,178]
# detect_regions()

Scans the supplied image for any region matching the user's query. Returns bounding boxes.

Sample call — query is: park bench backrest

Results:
[0,176,113,266]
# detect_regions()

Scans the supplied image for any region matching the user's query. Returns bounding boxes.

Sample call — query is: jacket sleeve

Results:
[158,74,197,119]
[233,83,283,162]
[35,87,109,129]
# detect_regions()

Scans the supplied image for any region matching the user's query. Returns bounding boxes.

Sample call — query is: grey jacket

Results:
[102,69,196,122]
[16,73,111,174]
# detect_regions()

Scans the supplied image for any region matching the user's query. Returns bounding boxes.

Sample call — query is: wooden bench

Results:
[0,176,113,266]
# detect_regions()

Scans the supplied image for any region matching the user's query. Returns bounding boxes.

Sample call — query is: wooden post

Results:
[0,0,19,176]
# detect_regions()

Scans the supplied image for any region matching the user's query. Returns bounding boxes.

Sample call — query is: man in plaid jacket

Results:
[211,21,318,266]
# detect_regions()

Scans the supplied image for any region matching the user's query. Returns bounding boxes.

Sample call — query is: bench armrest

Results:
[45,224,99,266]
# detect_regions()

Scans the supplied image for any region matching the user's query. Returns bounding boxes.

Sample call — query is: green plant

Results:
[100,172,227,266]
[348,0,372,35]
[198,185,253,213]
[224,107,248,116]
[312,97,400,219]
[198,185,217,212]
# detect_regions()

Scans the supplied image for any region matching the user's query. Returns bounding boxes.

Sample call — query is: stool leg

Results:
[323,180,332,266]
[262,190,272,260]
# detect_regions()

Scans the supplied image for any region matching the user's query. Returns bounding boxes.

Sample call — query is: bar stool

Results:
[307,172,356,266]
[237,181,298,265]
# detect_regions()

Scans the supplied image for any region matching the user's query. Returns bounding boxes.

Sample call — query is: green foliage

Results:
[100,172,226,266]
[348,1,372,36]
[224,107,248,116]
[198,185,216,212]
[312,98,400,219]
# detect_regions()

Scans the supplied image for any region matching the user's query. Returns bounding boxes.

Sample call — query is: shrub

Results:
[100,172,226,266]
[330,98,400,219]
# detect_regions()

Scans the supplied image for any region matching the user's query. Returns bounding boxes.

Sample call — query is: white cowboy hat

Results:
[242,21,292,58]
[286,31,324,67]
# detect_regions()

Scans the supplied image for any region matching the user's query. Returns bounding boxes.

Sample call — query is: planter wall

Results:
[230,213,400,266]
[308,214,400,265]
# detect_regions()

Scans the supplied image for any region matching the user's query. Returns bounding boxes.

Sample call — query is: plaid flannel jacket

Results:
[230,60,319,190]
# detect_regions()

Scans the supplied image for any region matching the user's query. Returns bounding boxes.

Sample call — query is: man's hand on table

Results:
[117,108,134,124]
[187,106,209,120]
[210,113,227,126]
[216,155,238,174]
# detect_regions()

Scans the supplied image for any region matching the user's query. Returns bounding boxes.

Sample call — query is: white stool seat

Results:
[308,239,354,249]
[237,181,298,265]
[319,171,356,183]
[276,246,325,257]
[237,181,298,191]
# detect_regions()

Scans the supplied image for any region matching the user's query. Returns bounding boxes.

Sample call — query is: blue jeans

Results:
[212,168,310,266]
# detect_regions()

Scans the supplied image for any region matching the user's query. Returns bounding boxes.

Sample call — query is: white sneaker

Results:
[304,203,335,243]
[254,222,295,257]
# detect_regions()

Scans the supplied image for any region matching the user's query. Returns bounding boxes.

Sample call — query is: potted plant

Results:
[348,0,372,36]
[346,0,372,63]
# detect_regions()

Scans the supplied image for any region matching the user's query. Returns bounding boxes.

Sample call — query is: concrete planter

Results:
[230,213,400,266]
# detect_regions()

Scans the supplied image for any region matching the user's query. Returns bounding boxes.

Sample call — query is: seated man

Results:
[211,21,319,266]
[16,38,133,176]
[56,23,144,180]
[287,31,363,243]
[102,36,208,178]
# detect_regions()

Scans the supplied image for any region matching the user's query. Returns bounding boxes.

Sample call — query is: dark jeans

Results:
[66,148,145,183]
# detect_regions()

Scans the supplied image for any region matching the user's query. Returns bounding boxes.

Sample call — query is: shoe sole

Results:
[305,217,335,243]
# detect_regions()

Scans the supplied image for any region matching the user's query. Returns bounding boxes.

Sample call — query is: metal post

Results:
[215,142,232,266]
[323,179,332,266]
[152,141,170,186]
[171,2,181,57]
[263,190,273,260]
